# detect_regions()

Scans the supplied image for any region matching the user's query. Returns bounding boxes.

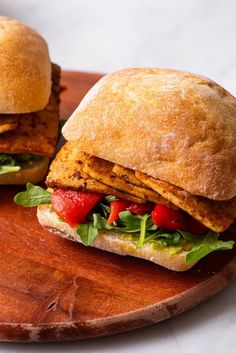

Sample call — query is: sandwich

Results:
[0,16,60,184]
[15,68,236,271]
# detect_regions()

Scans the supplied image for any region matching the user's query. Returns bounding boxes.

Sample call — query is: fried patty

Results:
[81,153,169,205]
[47,141,236,233]
[46,142,144,203]
[0,63,60,156]
[0,116,19,134]
[136,171,236,232]
[81,154,236,231]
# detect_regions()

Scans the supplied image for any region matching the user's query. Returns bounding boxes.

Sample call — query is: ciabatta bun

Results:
[63,68,236,201]
[0,157,49,184]
[0,16,51,114]
[37,204,195,272]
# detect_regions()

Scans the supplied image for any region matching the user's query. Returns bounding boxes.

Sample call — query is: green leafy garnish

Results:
[116,211,144,233]
[14,183,51,207]
[104,195,118,202]
[0,165,21,174]
[137,214,150,248]
[0,155,16,164]
[92,213,113,230]
[0,153,45,175]
[180,231,234,264]
[98,203,110,217]
[143,229,163,244]
[14,183,235,264]
[83,211,234,264]
[0,154,21,175]
[159,232,182,245]
[76,223,99,246]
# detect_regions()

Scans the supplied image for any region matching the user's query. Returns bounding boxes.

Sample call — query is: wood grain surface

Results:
[0,71,235,342]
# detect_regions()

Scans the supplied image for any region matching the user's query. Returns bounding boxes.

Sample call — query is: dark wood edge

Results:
[0,254,235,342]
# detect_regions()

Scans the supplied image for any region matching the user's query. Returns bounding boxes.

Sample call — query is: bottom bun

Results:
[0,157,50,184]
[37,204,195,272]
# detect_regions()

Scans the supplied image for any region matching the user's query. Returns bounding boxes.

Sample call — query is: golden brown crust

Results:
[0,16,51,113]
[63,68,236,201]
[0,63,60,156]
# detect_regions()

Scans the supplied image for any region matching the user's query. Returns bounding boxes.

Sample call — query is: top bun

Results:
[0,16,51,113]
[62,68,236,201]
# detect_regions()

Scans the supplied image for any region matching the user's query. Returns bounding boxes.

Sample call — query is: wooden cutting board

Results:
[0,71,236,342]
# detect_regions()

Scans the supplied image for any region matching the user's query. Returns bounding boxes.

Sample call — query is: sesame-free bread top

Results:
[63,68,236,201]
[0,16,51,113]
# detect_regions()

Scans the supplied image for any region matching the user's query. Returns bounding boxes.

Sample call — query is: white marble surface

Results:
[0,0,236,352]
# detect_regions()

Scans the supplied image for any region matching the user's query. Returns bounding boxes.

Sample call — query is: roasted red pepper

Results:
[107,200,131,224]
[51,189,103,227]
[107,200,155,224]
[51,187,207,236]
[127,202,154,215]
[152,204,186,232]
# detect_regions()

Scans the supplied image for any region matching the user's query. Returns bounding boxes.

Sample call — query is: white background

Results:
[1,0,236,352]
[2,0,236,94]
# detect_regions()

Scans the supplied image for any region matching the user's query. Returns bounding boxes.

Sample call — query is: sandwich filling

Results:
[14,141,235,265]
[0,154,45,175]
[0,63,60,175]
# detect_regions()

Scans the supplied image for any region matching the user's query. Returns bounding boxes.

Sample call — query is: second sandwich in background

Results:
[0,16,60,184]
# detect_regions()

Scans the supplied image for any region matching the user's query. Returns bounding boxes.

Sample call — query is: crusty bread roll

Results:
[63,68,236,201]
[0,157,49,184]
[37,204,194,272]
[0,16,51,113]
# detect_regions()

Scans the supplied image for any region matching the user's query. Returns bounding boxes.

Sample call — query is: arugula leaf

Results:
[14,183,51,207]
[137,214,150,248]
[98,203,110,217]
[147,223,158,231]
[141,230,181,246]
[143,229,163,244]
[117,211,142,232]
[0,154,15,165]
[0,153,45,175]
[13,181,234,263]
[104,195,118,202]
[184,231,234,264]
[0,154,21,175]
[75,205,235,262]
[76,222,98,246]
[92,213,113,230]
[0,165,21,174]
[159,232,181,245]
[179,230,201,242]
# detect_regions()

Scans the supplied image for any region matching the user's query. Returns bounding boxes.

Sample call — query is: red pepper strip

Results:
[51,188,103,227]
[152,204,186,232]
[127,202,154,215]
[107,200,131,224]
